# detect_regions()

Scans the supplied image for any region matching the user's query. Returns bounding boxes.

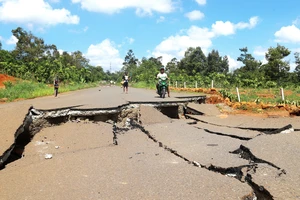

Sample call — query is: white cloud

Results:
[157,16,165,23]
[185,10,204,21]
[290,63,297,71]
[235,16,259,29]
[261,58,268,65]
[292,48,300,53]
[0,36,3,41]
[0,0,79,26]
[227,55,242,71]
[253,46,267,57]
[126,37,135,44]
[85,39,123,71]
[274,25,300,43]
[293,17,300,25]
[195,0,206,5]
[212,21,235,36]
[212,16,259,36]
[6,35,18,45]
[153,16,258,65]
[72,0,175,16]
[153,26,214,65]
[58,49,64,55]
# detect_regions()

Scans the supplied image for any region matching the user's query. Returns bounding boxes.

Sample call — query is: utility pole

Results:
[110,62,112,73]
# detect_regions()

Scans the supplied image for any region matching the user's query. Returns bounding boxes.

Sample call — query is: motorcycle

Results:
[158,78,168,98]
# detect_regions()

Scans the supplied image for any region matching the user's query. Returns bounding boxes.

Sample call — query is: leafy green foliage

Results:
[0,27,106,84]
[262,44,291,84]
[219,89,237,102]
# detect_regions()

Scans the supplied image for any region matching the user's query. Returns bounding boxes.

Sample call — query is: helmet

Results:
[160,67,165,70]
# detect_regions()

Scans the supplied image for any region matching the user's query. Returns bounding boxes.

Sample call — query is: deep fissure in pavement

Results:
[1,103,291,199]
[196,127,252,141]
[230,145,285,172]
[128,120,276,200]
[186,116,299,134]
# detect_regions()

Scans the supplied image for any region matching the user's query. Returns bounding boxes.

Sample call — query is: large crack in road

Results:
[0,103,296,200]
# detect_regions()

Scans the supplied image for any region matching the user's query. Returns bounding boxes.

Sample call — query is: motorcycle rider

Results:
[156,67,170,97]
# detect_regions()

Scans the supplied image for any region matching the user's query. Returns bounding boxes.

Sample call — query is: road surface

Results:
[0,86,299,200]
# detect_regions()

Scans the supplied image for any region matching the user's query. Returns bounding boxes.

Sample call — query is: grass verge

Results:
[0,81,98,102]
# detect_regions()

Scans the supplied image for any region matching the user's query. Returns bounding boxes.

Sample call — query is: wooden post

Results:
[236,87,241,102]
[195,81,198,88]
[184,82,186,88]
[281,88,285,101]
[211,80,214,88]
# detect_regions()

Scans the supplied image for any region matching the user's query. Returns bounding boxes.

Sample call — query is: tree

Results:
[206,50,228,74]
[178,47,207,75]
[237,47,261,72]
[234,47,264,87]
[294,52,300,80]
[263,44,291,83]
[207,50,222,75]
[149,56,163,66]
[71,51,89,68]
[12,27,47,63]
[166,58,179,74]
[221,56,229,73]
[122,49,138,79]
[123,49,138,66]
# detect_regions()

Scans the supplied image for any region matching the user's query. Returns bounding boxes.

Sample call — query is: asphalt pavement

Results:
[0,85,299,200]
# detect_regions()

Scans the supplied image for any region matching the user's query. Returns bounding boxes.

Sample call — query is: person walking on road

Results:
[122,72,130,94]
[54,79,59,97]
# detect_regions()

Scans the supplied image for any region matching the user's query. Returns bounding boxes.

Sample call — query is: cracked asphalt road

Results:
[0,86,299,199]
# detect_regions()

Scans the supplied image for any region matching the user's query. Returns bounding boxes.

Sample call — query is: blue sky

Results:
[0,0,300,72]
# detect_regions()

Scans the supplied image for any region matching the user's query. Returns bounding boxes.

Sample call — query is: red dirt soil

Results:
[0,74,16,88]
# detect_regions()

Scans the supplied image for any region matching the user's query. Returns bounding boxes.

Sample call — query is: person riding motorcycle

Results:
[156,67,170,97]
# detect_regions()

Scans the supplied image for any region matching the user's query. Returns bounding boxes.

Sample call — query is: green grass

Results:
[225,87,300,104]
[0,80,98,102]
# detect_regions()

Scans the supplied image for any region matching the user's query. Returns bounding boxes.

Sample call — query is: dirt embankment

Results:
[0,74,16,88]
[171,87,300,117]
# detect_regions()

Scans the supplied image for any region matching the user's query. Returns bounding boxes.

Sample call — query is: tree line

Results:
[1,27,300,88]
[0,27,108,84]
[121,45,300,88]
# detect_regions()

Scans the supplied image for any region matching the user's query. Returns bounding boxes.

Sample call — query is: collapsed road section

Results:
[1,98,299,200]
[0,101,188,169]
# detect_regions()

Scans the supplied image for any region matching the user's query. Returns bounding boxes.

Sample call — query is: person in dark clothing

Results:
[54,79,59,97]
[122,72,130,93]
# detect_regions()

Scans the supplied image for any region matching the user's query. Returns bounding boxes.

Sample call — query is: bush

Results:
[265,81,277,88]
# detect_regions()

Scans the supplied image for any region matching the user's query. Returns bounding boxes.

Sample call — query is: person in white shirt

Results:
[156,67,170,97]
[122,72,130,93]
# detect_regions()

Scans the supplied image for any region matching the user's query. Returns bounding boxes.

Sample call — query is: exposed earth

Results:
[0,74,15,88]
[0,86,299,200]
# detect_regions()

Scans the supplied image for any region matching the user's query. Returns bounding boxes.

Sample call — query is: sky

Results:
[0,0,300,72]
